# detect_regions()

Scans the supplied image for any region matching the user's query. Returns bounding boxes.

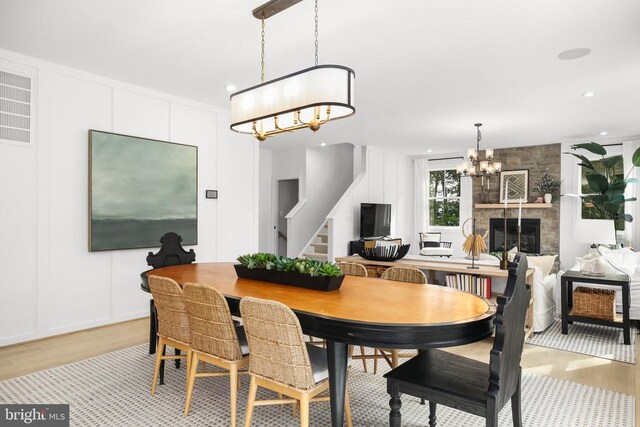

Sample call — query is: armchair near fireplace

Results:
[418,232,454,257]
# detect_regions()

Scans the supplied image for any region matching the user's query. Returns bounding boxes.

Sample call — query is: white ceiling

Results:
[1,0,639,154]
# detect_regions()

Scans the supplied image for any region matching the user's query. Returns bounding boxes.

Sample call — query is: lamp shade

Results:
[230,65,355,136]
[574,219,616,245]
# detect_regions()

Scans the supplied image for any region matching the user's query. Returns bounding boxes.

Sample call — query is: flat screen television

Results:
[360,203,391,239]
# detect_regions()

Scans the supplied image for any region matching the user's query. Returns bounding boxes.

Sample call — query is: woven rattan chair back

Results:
[381,266,427,284]
[240,297,316,390]
[182,282,243,362]
[148,275,190,344]
[336,262,368,277]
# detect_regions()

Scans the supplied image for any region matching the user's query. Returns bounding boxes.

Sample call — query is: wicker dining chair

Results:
[147,275,191,395]
[336,262,367,277]
[381,266,428,284]
[240,297,353,427]
[182,282,250,426]
[378,267,428,369]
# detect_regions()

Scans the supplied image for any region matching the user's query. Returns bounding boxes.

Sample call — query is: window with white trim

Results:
[428,169,460,227]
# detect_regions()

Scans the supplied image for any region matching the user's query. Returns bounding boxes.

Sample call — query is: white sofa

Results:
[525,255,559,333]
[532,266,558,332]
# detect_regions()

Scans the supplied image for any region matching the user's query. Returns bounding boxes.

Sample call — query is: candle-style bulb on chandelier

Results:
[230,0,355,142]
[457,123,501,177]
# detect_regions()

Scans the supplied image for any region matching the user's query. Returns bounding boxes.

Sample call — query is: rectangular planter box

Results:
[234,264,344,292]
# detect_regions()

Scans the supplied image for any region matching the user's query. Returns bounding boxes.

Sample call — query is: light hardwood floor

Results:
[0,318,148,381]
[0,317,637,424]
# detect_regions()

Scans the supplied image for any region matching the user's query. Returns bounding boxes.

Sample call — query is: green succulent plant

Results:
[565,142,640,223]
[236,253,343,278]
[237,252,277,269]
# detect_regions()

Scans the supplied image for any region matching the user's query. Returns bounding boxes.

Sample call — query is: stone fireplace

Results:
[489,218,541,253]
[471,143,561,255]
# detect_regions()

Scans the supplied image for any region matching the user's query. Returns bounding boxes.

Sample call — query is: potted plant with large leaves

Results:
[565,142,640,225]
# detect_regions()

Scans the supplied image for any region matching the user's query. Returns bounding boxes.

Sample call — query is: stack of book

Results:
[444,273,491,298]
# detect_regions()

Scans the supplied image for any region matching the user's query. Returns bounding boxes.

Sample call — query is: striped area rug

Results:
[528,317,636,364]
[0,344,633,426]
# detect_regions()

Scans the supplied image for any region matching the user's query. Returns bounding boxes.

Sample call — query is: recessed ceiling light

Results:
[225,84,236,92]
[581,92,595,97]
[600,131,608,136]
[558,48,591,60]
[320,142,327,147]
[427,149,433,153]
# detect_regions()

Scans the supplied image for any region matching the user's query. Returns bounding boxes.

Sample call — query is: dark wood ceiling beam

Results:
[252,0,304,19]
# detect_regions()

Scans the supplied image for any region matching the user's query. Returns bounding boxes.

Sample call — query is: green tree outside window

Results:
[428,169,461,227]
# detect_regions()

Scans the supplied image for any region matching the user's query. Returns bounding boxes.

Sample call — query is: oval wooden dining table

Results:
[141,262,497,427]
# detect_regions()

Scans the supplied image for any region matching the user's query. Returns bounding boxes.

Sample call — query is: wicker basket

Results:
[572,287,616,321]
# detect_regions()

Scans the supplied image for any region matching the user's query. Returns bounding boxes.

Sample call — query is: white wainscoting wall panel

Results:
[0,48,259,346]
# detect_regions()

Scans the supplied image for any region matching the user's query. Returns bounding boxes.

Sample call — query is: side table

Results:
[560,270,631,345]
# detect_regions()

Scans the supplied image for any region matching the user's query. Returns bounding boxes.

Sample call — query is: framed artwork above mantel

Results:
[88,130,198,251]
[499,169,529,203]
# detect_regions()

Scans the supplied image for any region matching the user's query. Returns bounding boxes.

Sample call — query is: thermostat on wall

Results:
[206,190,218,199]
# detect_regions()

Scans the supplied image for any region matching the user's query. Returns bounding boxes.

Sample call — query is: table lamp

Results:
[574,219,616,276]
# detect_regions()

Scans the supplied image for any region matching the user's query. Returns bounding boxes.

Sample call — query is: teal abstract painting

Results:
[89,130,197,251]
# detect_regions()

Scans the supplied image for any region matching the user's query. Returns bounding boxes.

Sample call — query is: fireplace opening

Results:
[489,218,541,253]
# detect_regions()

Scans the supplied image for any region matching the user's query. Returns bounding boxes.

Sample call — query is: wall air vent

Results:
[0,70,32,144]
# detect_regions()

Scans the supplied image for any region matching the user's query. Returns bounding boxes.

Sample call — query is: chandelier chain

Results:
[261,15,265,82]
[314,0,319,66]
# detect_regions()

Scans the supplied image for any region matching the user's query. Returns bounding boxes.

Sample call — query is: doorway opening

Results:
[276,179,299,256]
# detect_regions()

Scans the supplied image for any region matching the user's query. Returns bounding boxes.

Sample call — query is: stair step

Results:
[317,233,328,243]
[310,242,328,254]
[304,253,328,261]
[317,233,328,237]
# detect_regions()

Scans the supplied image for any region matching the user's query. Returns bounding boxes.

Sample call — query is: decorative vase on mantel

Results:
[544,193,552,204]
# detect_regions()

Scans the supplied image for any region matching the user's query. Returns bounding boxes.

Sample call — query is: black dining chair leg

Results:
[511,376,522,427]
[149,299,157,354]
[175,348,181,368]
[486,398,497,427]
[428,402,437,427]
[159,345,166,385]
[388,380,402,427]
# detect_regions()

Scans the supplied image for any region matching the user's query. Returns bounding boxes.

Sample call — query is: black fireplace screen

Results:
[489,218,541,253]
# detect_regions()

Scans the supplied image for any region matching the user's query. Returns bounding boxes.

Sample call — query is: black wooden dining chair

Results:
[145,232,195,380]
[384,254,530,427]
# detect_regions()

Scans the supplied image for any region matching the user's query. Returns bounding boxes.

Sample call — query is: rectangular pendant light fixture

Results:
[231,0,356,141]
[230,65,355,140]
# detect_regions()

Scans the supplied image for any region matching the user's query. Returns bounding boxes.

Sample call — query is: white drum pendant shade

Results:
[230,65,355,137]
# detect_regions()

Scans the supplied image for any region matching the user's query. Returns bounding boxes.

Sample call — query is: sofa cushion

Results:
[528,254,557,278]
[598,246,637,277]
[420,233,441,243]
[420,247,454,256]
